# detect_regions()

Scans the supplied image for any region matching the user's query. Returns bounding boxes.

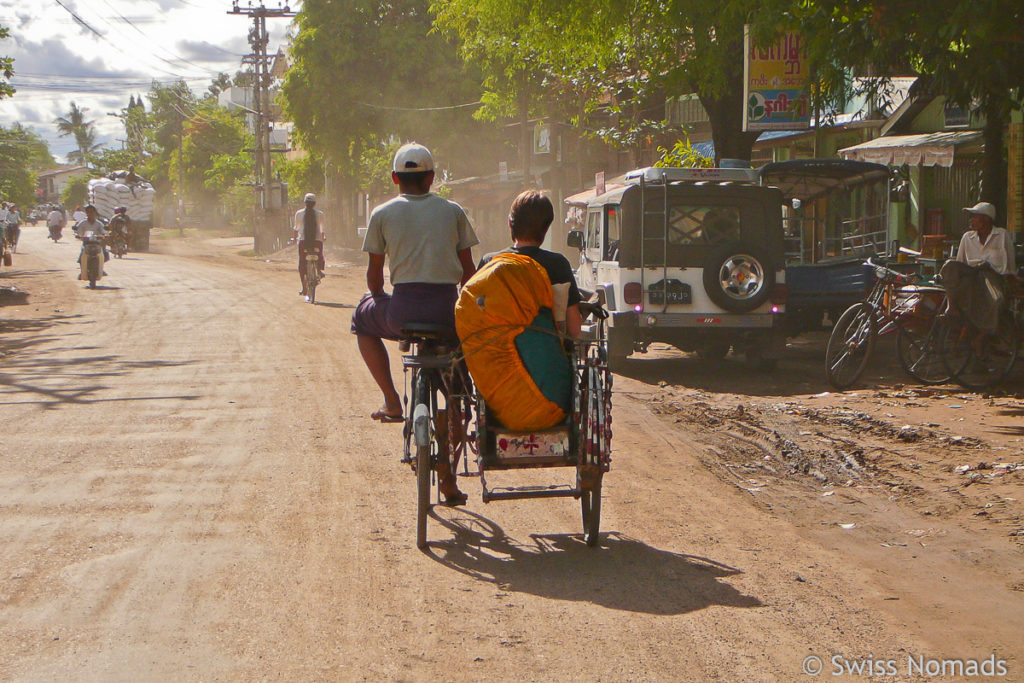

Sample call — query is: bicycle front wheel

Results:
[897,317,951,385]
[413,372,433,549]
[825,302,877,390]
[306,260,318,304]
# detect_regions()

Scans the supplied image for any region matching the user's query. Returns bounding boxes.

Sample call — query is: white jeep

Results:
[568,166,788,369]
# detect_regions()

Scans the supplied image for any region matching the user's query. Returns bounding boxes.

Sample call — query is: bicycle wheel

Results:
[306,260,317,304]
[580,475,602,547]
[579,362,607,547]
[825,302,877,390]
[897,317,951,384]
[413,373,433,549]
[944,313,1019,390]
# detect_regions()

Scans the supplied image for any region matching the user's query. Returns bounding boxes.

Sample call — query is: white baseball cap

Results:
[963,201,996,220]
[304,193,316,202]
[393,143,434,173]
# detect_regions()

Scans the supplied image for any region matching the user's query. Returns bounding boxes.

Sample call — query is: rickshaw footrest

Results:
[482,488,580,503]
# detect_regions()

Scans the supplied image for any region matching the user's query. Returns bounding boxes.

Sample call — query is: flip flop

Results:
[371,409,404,423]
[439,490,468,507]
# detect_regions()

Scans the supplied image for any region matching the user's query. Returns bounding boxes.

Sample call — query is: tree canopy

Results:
[54,102,102,167]
[281,0,501,186]
[793,0,1024,210]
[0,25,14,101]
[0,125,43,206]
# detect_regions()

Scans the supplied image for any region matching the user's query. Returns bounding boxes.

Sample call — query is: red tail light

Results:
[623,282,642,304]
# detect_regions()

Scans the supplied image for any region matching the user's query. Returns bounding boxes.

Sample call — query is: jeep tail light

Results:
[623,282,642,305]
[771,283,788,304]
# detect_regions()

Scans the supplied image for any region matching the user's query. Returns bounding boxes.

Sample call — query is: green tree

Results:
[204,73,233,102]
[0,25,14,100]
[89,148,138,177]
[61,175,91,209]
[0,126,38,206]
[54,102,102,166]
[434,0,778,164]
[8,123,55,171]
[792,0,1024,214]
[277,154,324,203]
[282,0,496,187]
[177,104,249,209]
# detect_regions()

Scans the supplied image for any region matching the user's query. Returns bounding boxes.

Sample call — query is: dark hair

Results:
[509,190,554,242]
[395,170,432,191]
[302,205,318,243]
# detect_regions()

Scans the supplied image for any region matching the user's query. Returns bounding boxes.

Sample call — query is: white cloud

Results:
[0,0,297,162]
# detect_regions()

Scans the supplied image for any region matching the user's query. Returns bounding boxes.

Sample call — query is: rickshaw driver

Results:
[351,143,479,423]
[351,143,478,505]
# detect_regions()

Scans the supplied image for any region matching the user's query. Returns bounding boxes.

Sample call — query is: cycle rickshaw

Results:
[398,302,612,549]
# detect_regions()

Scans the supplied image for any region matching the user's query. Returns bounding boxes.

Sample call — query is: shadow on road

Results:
[990,407,1024,435]
[0,314,199,408]
[425,508,761,615]
[312,301,356,309]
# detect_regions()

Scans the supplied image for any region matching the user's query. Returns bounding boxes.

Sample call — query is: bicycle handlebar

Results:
[866,256,917,284]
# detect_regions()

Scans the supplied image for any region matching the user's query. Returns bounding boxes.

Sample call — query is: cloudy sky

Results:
[0,0,298,163]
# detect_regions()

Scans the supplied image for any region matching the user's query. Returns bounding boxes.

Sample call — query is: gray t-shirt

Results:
[362,193,479,285]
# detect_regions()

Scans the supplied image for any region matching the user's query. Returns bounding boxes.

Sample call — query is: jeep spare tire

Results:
[702,242,774,313]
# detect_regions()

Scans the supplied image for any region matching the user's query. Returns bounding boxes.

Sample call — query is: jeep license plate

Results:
[648,279,691,305]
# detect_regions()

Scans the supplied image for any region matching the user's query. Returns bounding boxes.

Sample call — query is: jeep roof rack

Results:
[624,166,760,185]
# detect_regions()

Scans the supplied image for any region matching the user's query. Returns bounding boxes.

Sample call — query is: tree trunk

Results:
[980,98,1008,223]
[700,90,760,165]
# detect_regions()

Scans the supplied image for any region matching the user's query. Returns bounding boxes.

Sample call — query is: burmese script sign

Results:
[743,27,811,132]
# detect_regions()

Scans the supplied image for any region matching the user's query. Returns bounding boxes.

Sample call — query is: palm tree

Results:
[54,102,101,166]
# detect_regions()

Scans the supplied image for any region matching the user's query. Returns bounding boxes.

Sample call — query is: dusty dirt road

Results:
[1,225,1022,681]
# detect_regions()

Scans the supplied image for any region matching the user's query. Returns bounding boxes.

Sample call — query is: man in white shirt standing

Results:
[956,202,1016,275]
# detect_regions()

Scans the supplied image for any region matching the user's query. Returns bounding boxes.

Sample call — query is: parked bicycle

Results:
[825,257,947,389]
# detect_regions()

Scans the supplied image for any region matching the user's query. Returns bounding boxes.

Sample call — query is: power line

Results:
[88,0,225,76]
[50,0,217,81]
[355,100,483,112]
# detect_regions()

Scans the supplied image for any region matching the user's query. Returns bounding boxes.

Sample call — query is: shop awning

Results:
[838,131,982,168]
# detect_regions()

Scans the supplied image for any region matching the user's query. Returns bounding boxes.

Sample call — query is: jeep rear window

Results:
[646,201,741,246]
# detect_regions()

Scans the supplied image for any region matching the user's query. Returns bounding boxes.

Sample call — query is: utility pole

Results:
[229,1,295,251]
[178,105,185,235]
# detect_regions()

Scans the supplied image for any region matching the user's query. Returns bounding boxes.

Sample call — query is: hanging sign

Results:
[743,26,811,132]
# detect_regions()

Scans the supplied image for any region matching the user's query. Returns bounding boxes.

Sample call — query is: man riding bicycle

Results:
[351,142,478,504]
[294,193,325,298]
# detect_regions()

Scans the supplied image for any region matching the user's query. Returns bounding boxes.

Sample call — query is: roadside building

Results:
[36,165,89,204]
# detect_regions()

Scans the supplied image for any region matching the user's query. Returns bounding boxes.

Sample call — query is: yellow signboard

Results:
[743,26,811,132]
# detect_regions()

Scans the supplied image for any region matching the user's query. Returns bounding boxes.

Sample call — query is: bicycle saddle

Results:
[400,322,455,339]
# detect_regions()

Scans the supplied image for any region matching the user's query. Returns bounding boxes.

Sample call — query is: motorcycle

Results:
[77,229,106,288]
[48,222,63,242]
[107,227,129,258]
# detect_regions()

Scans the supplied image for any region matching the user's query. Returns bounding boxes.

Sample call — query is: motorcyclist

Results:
[73,205,109,278]
[107,206,131,252]
[46,206,65,240]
